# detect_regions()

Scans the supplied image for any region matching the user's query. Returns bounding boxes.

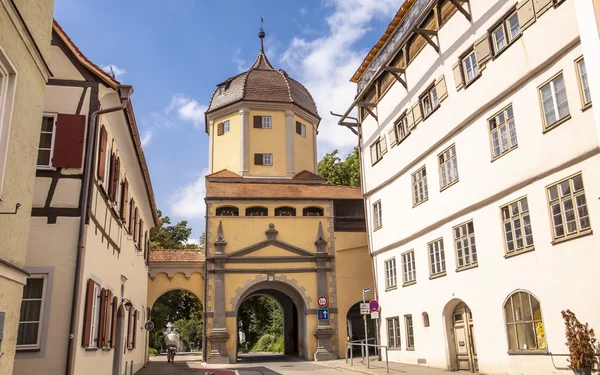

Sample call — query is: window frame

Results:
[401,250,416,286]
[488,104,518,160]
[394,112,411,144]
[0,46,18,200]
[262,153,273,166]
[373,200,382,230]
[36,113,58,170]
[546,172,592,243]
[300,123,306,137]
[384,257,397,290]
[490,9,521,57]
[261,116,272,129]
[438,144,459,191]
[574,56,592,109]
[386,317,401,349]
[462,50,479,85]
[370,137,386,166]
[501,196,535,257]
[405,315,415,350]
[88,281,101,349]
[427,237,447,278]
[223,120,230,133]
[453,220,478,271]
[538,71,571,131]
[16,274,47,350]
[419,84,439,120]
[411,165,428,207]
[503,290,548,354]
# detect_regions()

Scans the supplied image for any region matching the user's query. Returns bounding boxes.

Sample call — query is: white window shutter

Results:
[388,127,398,147]
[435,75,448,102]
[412,102,423,126]
[452,61,465,91]
[380,137,388,155]
[534,0,553,17]
[370,144,378,165]
[517,0,536,31]
[474,34,492,66]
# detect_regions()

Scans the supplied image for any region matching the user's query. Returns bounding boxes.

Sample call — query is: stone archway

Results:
[442,298,478,372]
[232,278,309,362]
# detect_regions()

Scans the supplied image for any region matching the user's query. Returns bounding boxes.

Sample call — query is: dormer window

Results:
[218,86,226,95]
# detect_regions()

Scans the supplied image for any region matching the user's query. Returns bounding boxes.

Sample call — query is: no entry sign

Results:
[317,295,328,307]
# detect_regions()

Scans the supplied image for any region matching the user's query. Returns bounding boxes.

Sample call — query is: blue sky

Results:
[54,0,404,243]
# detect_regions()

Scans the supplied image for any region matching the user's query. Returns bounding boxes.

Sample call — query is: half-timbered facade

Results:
[339,0,599,374]
[13,21,157,375]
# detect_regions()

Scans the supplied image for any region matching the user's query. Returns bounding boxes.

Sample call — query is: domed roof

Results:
[206,52,320,120]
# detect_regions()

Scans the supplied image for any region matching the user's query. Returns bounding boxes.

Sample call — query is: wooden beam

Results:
[414,28,437,37]
[356,102,378,107]
[382,66,406,74]
[449,0,472,21]
[340,122,358,128]
[414,28,440,53]
[383,66,407,89]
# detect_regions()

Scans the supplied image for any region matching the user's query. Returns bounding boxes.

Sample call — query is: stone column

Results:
[208,120,214,173]
[285,110,295,177]
[313,222,337,361]
[207,221,231,364]
[239,108,249,176]
[312,125,318,173]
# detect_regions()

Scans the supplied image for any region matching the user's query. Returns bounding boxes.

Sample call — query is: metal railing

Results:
[345,341,389,373]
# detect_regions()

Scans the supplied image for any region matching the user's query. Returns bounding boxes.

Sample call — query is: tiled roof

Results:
[207,169,242,178]
[206,52,319,125]
[293,170,324,181]
[206,181,363,200]
[150,250,205,263]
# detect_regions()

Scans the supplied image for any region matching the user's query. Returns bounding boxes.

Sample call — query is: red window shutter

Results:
[253,116,262,128]
[138,220,143,247]
[133,207,138,241]
[120,179,128,220]
[82,278,95,348]
[112,157,121,202]
[254,154,263,165]
[132,309,138,348]
[128,198,135,233]
[143,231,148,263]
[110,296,118,348]
[98,288,107,348]
[127,308,133,349]
[52,114,86,168]
[104,290,113,348]
[97,126,108,180]
[296,121,301,135]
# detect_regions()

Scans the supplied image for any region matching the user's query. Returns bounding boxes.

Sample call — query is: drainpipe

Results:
[65,85,134,375]
[202,198,209,362]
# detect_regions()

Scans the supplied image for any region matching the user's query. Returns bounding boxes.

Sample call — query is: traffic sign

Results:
[363,288,371,294]
[370,311,379,320]
[360,303,370,315]
[317,308,329,320]
[317,295,328,307]
[369,299,379,312]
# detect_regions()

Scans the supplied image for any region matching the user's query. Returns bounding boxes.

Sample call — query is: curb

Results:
[320,362,380,375]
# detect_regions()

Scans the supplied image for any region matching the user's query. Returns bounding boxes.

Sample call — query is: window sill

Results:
[582,102,592,112]
[551,230,593,245]
[422,104,441,122]
[406,347,415,351]
[440,179,459,192]
[402,280,416,287]
[372,157,383,167]
[463,73,482,90]
[397,133,411,146]
[456,263,478,273]
[429,272,447,280]
[542,114,572,134]
[36,166,55,171]
[504,247,535,258]
[490,145,518,163]
[388,347,402,351]
[373,225,382,232]
[491,34,522,61]
[385,286,398,292]
[16,347,41,352]
[507,350,549,356]
[85,348,99,352]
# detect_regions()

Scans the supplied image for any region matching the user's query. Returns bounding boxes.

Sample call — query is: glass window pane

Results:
[41,117,54,132]
[548,186,559,201]
[17,323,39,346]
[23,279,44,299]
[572,175,584,191]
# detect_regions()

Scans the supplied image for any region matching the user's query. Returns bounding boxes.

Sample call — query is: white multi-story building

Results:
[339,0,598,374]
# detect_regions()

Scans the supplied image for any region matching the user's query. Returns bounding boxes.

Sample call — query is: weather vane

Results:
[258,17,266,53]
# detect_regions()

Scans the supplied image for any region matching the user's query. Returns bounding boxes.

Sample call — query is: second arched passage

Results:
[345,302,376,356]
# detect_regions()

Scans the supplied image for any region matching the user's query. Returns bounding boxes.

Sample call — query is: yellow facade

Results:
[212,112,241,174]
[248,109,288,176]
[0,2,53,375]
[293,114,316,174]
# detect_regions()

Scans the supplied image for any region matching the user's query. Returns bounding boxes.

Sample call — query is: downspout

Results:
[202,198,209,362]
[66,85,134,375]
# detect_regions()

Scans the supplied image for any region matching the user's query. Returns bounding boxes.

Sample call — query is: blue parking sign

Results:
[317,308,329,320]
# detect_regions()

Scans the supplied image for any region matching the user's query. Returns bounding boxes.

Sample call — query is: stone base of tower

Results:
[207,328,232,364]
[313,325,338,361]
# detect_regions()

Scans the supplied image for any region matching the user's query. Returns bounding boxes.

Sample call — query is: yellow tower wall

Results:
[248,110,287,176]
[294,114,316,174]
[212,112,241,173]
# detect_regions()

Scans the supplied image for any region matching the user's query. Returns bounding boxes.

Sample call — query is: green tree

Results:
[237,296,283,353]
[149,290,203,350]
[317,147,360,187]
[150,210,199,249]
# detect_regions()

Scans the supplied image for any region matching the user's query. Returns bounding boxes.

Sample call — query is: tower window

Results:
[218,86,226,95]
[296,121,306,137]
[216,206,239,216]
[275,206,296,216]
[217,120,230,136]
[254,153,273,166]
[253,116,272,129]
[246,206,268,216]
[303,207,323,216]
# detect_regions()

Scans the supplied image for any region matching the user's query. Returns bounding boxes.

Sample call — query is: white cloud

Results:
[100,64,127,81]
[170,167,209,220]
[299,7,308,15]
[140,130,153,147]
[166,94,207,128]
[280,0,401,157]
[233,47,249,73]
[186,238,199,246]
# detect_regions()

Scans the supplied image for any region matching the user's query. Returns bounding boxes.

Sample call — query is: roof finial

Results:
[258,17,266,54]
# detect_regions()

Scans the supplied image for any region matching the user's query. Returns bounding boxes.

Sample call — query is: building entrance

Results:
[451,302,478,372]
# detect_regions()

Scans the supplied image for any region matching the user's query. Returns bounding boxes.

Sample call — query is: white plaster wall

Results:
[48,45,85,81]
[357,1,600,374]
[32,177,52,207]
[50,179,81,208]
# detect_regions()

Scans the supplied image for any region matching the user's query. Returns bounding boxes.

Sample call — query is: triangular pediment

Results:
[228,240,314,259]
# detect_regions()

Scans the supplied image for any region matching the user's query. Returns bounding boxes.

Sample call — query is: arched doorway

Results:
[149,289,203,355]
[234,281,307,362]
[112,306,125,375]
[443,299,478,372]
[346,302,376,356]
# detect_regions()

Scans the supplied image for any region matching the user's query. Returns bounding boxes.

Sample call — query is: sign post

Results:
[362,287,371,369]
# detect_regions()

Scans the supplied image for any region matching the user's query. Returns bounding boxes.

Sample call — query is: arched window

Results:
[245,206,268,216]
[303,206,324,216]
[504,291,547,352]
[422,312,430,327]
[275,206,296,216]
[216,206,239,216]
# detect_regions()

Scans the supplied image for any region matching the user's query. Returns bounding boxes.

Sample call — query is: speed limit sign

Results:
[317,295,328,307]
